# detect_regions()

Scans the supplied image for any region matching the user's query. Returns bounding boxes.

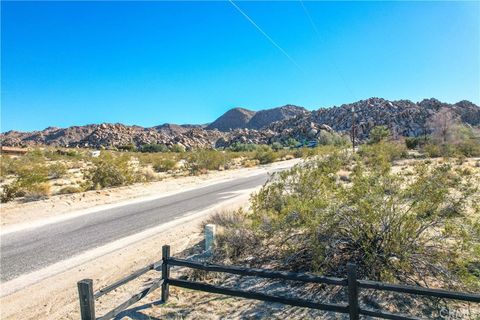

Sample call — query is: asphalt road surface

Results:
[1,169,279,282]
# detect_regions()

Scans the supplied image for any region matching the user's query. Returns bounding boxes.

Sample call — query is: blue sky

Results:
[1,1,479,132]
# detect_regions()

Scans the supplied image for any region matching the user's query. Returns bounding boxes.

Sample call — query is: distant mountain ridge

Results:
[1,98,479,149]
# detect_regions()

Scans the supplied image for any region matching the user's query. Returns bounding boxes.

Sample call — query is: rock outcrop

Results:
[247,105,309,130]
[2,98,478,149]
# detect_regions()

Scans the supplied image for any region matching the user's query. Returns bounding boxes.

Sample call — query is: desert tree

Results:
[427,108,459,143]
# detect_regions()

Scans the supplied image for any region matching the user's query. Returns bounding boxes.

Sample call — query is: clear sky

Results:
[1,1,479,132]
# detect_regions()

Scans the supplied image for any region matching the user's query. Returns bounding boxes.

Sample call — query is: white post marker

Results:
[205,224,216,254]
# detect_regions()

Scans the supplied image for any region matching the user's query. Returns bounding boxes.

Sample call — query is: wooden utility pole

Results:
[351,106,356,152]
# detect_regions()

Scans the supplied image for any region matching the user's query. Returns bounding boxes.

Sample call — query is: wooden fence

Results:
[78,245,480,320]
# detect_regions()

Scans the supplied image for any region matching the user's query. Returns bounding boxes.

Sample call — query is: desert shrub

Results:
[208,210,261,261]
[58,185,82,194]
[358,142,408,167]
[0,182,22,203]
[318,131,350,146]
[139,143,169,153]
[270,142,283,151]
[242,159,259,167]
[0,156,19,180]
[0,163,50,201]
[24,182,51,200]
[16,165,49,186]
[48,162,68,179]
[170,144,186,153]
[422,143,460,158]
[117,144,137,152]
[254,148,277,164]
[284,138,300,148]
[55,149,81,158]
[219,153,480,290]
[188,150,226,174]
[152,158,177,172]
[456,139,480,157]
[140,167,158,181]
[422,144,442,157]
[83,155,137,189]
[228,142,258,152]
[405,137,420,149]
[292,148,307,158]
[368,125,390,144]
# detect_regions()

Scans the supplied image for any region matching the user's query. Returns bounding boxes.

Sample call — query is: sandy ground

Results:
[0,191,254,319]
[0,160,299,319]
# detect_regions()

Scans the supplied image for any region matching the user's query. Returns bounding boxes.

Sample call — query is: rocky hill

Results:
[1,98,479,149]
[267,98,480,143]
[247,105,308,130]
[206,105,307,131]
[206,108,256,131]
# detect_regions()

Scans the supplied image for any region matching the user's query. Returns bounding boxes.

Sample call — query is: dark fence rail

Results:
[78,245,480,320]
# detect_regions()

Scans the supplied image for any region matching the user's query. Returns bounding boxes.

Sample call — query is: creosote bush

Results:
[253,145,278,164]
[152,158,177,173]
[188,150,228,174]
[214,143,480,291]
[83,154,138,189]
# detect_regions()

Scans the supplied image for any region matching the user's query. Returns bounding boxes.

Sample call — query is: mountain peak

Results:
[206,107,256,131]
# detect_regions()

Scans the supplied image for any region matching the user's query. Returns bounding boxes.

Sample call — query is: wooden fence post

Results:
[347,263,359,320]
[77,279,95,320]
[205,224,216,254]
[161,245,171,303]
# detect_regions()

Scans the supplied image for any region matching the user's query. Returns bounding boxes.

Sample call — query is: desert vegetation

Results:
[0,144,320,203]
[207,141,479,315]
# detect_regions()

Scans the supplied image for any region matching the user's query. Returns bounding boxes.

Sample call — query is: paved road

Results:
[1,170,278,282]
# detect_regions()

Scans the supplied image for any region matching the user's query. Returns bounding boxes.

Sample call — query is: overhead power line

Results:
[228,0,302,71]
[299,0,355,99]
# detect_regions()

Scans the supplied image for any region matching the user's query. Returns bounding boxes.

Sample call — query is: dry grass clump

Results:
[58,185,83,195]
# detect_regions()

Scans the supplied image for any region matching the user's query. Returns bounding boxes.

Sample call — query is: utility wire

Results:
[299,0,355,99]
[228,0,302,71]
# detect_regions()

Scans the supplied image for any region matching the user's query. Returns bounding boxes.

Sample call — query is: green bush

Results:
[254,150,277,164]
[368,125,390,144]
[455,139,480,157]
[117,144,137,152]
[16,165,49,187]
[48,163,68,179]
[270,142,283,151]
[139,143,169,153]
[0,162,51,202]
[358,142,408,168]
[228,142,258,152]
[83,156,137,189]
[188,150,227,173]
[217,152,480,289]
[170,144,186,153]
[1,182,22,203]
[317,131,350,146]
[405,137,420,149]
[153,158,177,172]
[284,138,300,148]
